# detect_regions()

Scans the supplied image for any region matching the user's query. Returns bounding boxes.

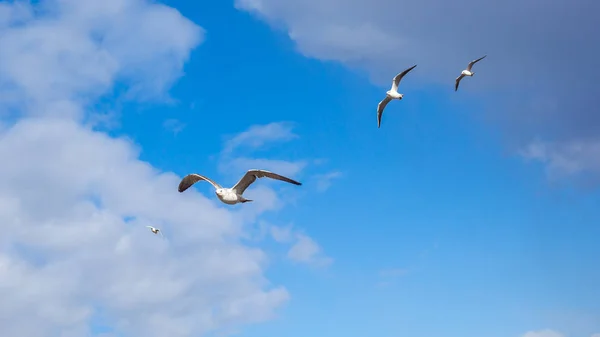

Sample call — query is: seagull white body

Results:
[377,65,417,128]
[455,55,486,91]
[146,226,164,237]
[178,169,302,205]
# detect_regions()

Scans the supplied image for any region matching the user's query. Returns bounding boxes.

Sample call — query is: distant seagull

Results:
[455,55,486,91]
[146,226,164,238]
[178,169,302,205]
[377,65,417,128]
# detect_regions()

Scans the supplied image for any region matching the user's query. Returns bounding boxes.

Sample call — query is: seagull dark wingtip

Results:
[177,183,189,193]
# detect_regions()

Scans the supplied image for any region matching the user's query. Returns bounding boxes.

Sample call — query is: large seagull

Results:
[377,64,417,128]
[455,55,486,91]
[178,169,302,205]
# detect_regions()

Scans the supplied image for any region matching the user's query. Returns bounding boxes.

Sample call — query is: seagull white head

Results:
[215,188,225,196]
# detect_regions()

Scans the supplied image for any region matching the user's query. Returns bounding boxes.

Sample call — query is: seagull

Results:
[146,226,164,238]
[377,64,417,128]
[178,169,302,205]
[455,55,486,91]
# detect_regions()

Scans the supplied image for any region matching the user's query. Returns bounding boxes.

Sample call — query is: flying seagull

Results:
[178,169,302,205]
[455,55,486,91]
[377,64,417,128]
[146,226,164,238]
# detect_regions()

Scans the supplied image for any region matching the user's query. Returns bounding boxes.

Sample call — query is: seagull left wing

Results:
[232,169,302,195]
[467,55,486,71]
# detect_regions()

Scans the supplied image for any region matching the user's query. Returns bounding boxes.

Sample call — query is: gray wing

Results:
[178,174,222,193]
[377,96,392,128]
[391,64,417,91]
[455,74,465,91]
[467,55,486,71]
[232,169,302,195]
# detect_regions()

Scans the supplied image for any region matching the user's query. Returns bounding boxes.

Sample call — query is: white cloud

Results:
[287,234,333,267]
[269,224,293,243]
[520,139,600,178]
[378,268,409,278]
[522,330,564,337]
[219,123,343,195]
[0,118,289,336]
[222,122,298,154]
[217,123,307,188]
[590,334,600,337]
[163,118,186,134]
[314,171,342,192]
[268,224,332,267]
[225,157,307,178]
[0,0,307,336]
[0,0,202,118]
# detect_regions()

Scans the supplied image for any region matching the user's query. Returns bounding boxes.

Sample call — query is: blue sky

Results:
[0,0,598,337]
[122,1,600,336]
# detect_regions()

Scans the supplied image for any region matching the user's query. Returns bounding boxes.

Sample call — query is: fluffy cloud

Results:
[0,118,289,336]
[0,0,306,336]
[269,224,332,267]
[0,0,202,119]
[235,0,600,180]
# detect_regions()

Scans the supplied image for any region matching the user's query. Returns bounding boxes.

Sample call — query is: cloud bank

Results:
[0,0,315,336]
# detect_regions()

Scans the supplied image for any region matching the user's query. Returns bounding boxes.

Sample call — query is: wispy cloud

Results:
[522,330,565,337]
[378,268,409,278]
[521,139,600,180]
[314,171,343,192]
[287,234,333,267]
[223,157,307,178]
[218,122,305,179]
[376,267,409,287]
[163,118,185,135]
[269,224,332,267]
[222,122,298,155]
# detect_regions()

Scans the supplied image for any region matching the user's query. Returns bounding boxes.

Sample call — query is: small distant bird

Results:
[455,55,486,91]
[178,169,302,205]
[146,226,164,238]
[377,64,417,128]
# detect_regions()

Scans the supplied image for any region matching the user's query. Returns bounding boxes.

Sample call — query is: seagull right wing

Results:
[467,55,486,71]
[232,169,301,195]
[455,74,465,91]
[377,96,392,128]
[178,174,222,193]
[391,64,417,91]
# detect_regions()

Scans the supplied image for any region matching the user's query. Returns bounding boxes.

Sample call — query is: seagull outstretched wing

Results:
[178,174,222,193]
[232,170,301,195]
[467,55,486,71]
